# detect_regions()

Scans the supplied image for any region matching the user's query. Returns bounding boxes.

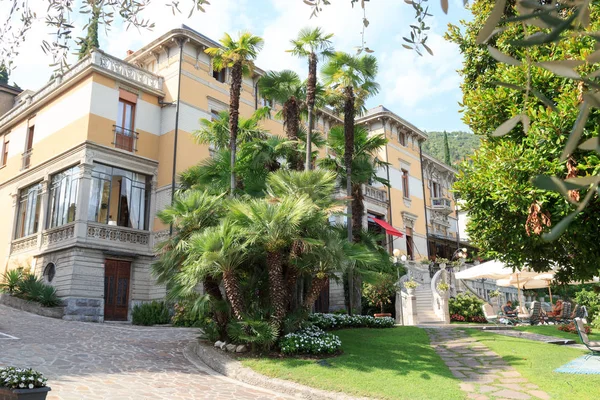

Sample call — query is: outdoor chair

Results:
[572,305,588,322]
[520,301,542,325]
[482,304,502,326]
[547,301,571,324]
[574,318,600,357]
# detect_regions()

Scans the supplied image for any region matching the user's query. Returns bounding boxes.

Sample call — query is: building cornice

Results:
[421,153,458,175]
[357,110,428,141]
[0,50,164,132]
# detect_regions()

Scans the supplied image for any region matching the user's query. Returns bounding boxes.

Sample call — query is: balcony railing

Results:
[21,149,32,170]
[364,185,388,204]
[113,125,138,152]
[431,197,453,214]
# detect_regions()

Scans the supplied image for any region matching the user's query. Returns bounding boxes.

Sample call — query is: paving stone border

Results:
[0,293,64,319]
[426,328,552,400]
[188,341,368,400]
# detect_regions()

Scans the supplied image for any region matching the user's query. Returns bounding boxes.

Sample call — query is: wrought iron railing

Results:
[21,149,32,170]
[113,125,138,152]
[431,197,451,209]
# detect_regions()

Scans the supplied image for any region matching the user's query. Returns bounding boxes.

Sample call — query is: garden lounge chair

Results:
[520,301,542,325]
[482,304,500,326]
[574,318,600,356]
[548,301,571,324]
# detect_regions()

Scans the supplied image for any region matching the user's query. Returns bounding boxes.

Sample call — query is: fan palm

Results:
[321,52,379,241]
[319,124,389,239]
[194,107,270,151]
[288,27,334,170]
[205,32,264,195]
[229,195,318,328]
[258,70,304,170]
[177,220,248,320]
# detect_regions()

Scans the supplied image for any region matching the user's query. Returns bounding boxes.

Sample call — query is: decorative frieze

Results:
[95,51,163,91]
[42,224,75,246]
[11,235,38,253]
[153,230,171,244]
[87,223,150,245]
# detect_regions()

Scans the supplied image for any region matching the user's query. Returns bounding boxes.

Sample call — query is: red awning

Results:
[370,217,404,237]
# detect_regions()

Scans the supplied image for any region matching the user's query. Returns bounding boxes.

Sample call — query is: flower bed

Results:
[280,326,342,355]
[308,313,395,330]
[0,367,47,390]
[451,313,488,323]
[558,322,591,335]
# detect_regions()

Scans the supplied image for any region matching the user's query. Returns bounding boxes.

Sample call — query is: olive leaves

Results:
[476,0,600,240]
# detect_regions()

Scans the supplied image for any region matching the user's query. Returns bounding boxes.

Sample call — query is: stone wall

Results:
[0,293,64,319]
[328,273,345,312]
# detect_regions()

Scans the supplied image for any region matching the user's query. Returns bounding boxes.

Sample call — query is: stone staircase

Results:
[414,285,444,324]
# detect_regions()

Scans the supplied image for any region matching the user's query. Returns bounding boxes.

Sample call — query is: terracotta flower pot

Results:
[0,386,51,400]
[374,313,392,318]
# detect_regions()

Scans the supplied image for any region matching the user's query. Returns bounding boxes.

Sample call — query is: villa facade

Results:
[0,26,459,321]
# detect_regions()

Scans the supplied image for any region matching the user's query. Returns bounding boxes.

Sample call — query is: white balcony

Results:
[431,197,453,214]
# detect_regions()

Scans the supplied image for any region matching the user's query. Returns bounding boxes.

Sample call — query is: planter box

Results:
[0,386,51,400]
[0,294,64,319]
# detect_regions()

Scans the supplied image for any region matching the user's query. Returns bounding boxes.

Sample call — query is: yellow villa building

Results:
[0,26,459,321]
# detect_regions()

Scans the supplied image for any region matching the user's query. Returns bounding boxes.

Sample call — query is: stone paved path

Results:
[0,305,288,400]
[426,328,551,400]
[483,329,579,346]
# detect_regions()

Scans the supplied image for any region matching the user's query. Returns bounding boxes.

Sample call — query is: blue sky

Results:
[8,0,473,132]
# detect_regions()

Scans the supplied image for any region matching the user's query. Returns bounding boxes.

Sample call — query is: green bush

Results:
[10,273,61,307]
[279,325,342,355]
[574,289,600,322]
[592,314,600,330]
[0,269,23,294]
[449,293,485,320]
[171,301,203,327]
[227,319,278,351]
[131,301,171,326]
[308,313,395,330]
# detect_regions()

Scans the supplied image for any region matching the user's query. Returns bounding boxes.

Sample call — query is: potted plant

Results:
[363,274,396,318]
[437,282,450,294]
[403,279,419,295]
[0,367,50,399]
[436,258,450,269]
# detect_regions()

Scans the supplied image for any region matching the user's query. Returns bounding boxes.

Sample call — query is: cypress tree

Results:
[443,130,451,165]
[78,3,100,60]
[0,64,8,85]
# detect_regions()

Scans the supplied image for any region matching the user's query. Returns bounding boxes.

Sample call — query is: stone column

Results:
[36,178,50,250]
[402,291,418,325]
[74,162,95,241]
[395,289,404,325]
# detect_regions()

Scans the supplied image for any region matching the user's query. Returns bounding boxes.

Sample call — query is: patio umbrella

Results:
[496,272,555,311]
[454,260,516,280]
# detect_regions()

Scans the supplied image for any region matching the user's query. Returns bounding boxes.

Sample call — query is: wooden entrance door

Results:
[104,259,131,321]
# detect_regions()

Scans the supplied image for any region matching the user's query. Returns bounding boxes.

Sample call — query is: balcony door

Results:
[104,259,131,321]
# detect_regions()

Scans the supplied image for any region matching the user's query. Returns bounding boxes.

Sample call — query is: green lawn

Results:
[514,325,600,344]
[466,329,599,400]
[242,327,465,400]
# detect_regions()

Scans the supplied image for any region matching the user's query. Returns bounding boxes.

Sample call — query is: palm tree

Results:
[258,70,304,170]
[319,124,388,239]
[288,27,334,171]
[178,220,248,320]
[321,52,379,242]
[229,195,317,329]
[205,32,264,195]
[151,190,228,333]
[194,107,270,151]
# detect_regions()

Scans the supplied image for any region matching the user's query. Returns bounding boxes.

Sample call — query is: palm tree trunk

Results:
[222,269,245,320]
[344,86,355,243]
[203,276,228,339]
[283,97,303,170]
[352,183,364,240]
[305,53,317,171]
[266,251,287,328]
[304,276,328,310]
[228,62,243,196]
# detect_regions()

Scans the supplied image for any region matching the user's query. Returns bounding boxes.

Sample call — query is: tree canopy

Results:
[422,131,480,166]
[448,0,600,281]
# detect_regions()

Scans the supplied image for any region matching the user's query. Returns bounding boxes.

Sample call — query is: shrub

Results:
[0,367,47,390]
[227,319,278,351]
[308,313,395,330]
[592,314,600,330]
[574,289,600,322]
[36,285,61,307]
[279,326,342,355]
[171,301,203,327]
[449,293,486,322]
[363,273,396,314]
[131,301,170,326]
[558,322,591,335]
[0,269,23,294]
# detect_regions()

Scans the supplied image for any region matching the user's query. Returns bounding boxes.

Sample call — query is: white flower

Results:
[28,384,34,389]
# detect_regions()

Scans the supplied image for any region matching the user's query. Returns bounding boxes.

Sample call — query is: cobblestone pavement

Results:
[0,305,288,400]
[426,328,551,400]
